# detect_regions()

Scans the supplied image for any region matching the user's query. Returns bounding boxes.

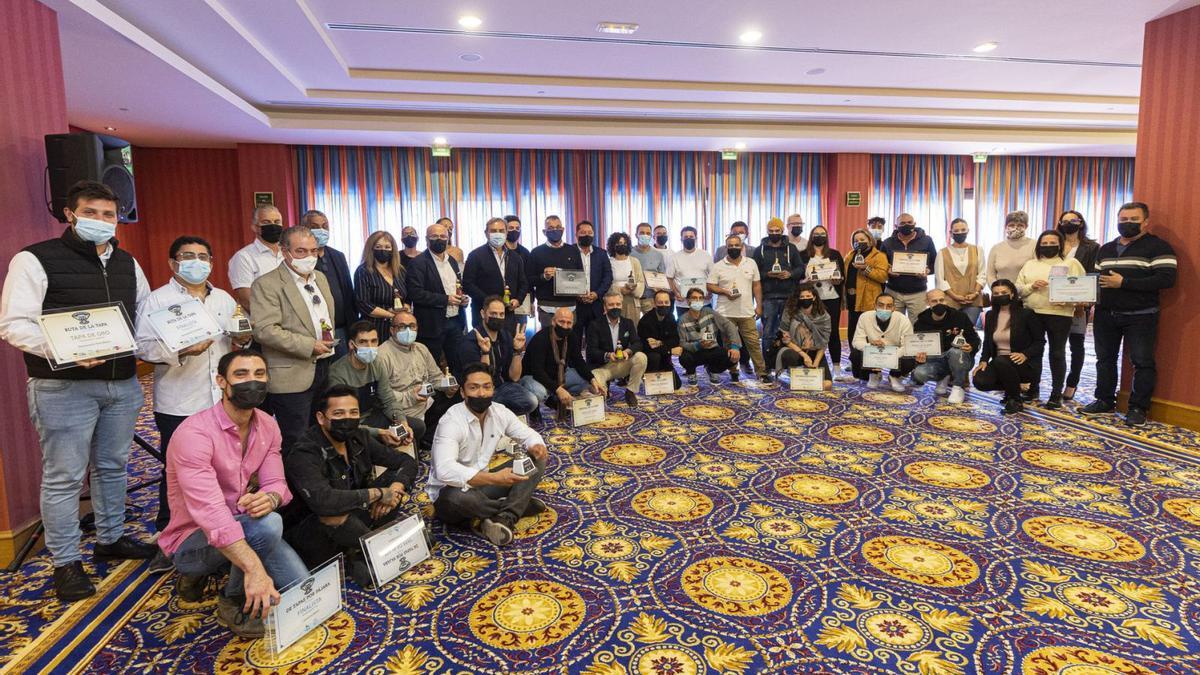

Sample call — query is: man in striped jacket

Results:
[1081,202,1177,426]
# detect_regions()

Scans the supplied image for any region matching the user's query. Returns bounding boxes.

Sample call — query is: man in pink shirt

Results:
[158,349,308,638]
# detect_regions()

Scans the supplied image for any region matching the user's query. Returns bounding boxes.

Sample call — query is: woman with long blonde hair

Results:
[354,230,407,340]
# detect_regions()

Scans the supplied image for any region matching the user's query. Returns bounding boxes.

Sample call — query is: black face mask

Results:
[1037,245,1061,259]
[682,238,696,250]
[577,235,594,248]
[992,295,1012,308]
[613,244,630,256]
[545,229,564,243]
[373,249,394,264]
[655,307,669,319]
[1057,222,1081,235]
[856,242,871,253]
[401,235,419,248]
[727,248,742,259]
[898,225,915,236]
[768,234,783,244]
[931,306,948,319]
[465,395,493,414]
[790,226,804,237]
[655,235,669,246]
[1117,222,1142,239]
[506,230,521,243]
[606,307,622,320]
[811,235,828,247]
[485,317,504,332]
[554,324,571,338]
[951,232,968,244]
[227,380,268,410]
[798,298,815,309]
[326,417,360,442]
[259,224,283,244]
[428,239,448,254]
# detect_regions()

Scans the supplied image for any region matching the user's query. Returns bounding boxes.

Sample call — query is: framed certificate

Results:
[902,332,943,357]
[554,269,589,296]
[891,252,928,275]
[145,297,225,352]
[265,557,343,655]
[643,271,670,291]
[788,367,824,391]
[809,262,840,281]
[1049,275,1097,304]
[643,371,675,395]
[37,303,136,369]
[360,513,431,589]
[861,345,900,370]
[571,394,606,426]
[676,276,707,296]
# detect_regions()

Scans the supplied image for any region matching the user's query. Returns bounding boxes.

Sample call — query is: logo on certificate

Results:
[72,311,91,325]
[302,578,315,595]
[168,304,184,317]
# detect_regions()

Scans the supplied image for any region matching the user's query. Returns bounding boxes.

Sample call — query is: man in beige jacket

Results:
[251,225,336,454]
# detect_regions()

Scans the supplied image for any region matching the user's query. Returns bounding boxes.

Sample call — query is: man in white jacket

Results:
[851,294,915,392]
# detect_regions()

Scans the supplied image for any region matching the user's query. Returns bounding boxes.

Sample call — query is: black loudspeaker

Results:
[45,132,138,223]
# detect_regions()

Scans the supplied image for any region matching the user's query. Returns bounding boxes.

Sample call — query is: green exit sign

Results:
[845,191,862,207]
[431,146,452,158]
[721,150,738,161]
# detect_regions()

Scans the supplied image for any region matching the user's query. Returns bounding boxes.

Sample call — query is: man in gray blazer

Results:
[251,226,336,454]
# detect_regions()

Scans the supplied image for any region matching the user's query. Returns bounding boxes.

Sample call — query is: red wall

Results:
[0,0,70,535]
[1132,4,1200,417]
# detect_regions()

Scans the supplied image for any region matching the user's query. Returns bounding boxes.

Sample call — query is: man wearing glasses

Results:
[251,226,336,454]
[136,236,248,539]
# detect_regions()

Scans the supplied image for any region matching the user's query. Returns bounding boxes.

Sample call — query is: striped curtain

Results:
[870,154,967,250]
[710,153,824,249]
[580,151,709,247]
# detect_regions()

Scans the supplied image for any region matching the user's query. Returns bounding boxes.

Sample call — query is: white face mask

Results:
[290,255,318,275]
[1006,227,1025,240]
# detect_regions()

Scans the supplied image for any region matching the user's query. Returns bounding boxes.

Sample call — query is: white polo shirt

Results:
[227,239,282,290]
[708,256,759,318]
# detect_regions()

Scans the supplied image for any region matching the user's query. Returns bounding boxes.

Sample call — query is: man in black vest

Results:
[0,180,157,601]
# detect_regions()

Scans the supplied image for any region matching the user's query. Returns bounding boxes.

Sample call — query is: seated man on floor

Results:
[429,363,550,546]
[326,320,414,447]
[637,289,683,390]
[523,306,603,419]
[910,289,980,404]
[459,295,540,420]
[284,385,417,587]
[850,293,916,392]
[586,292,648,407]
[676,287,741,385]
[157,349,308,639]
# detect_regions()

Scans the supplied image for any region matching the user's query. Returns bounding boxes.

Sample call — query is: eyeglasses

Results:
[392,323,417,331]
[1059,219,1082,226]
[176,252,212,262]
[303,284,323,306]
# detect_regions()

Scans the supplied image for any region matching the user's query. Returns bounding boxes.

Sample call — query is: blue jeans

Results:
[172,513,308,598]
[761,297,787,364]
[910,348,974,388]
[493,381,539,416]
[961,306,982,327]
[27,377,143,566]
[519,368,590,403]
[1094,309,1158,410]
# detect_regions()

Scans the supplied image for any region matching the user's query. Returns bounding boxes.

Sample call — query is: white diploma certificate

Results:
[677,276,707,297]
[809,261,840,281]
[146,297,225,352]
[891,252,928,275]
[360,514,431,589]
[554,269,589,296]
[788,367,824,391]
[571,395,606,426]
[1048,275,1097,303]
[265,557,343,655]
[862,345,901,370]
[643,271,670,291]
[902,332,943,357]
[643,370,675,395]
[37,303,136,368]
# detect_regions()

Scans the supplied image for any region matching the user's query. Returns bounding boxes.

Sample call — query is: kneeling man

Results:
[429,362,549,546]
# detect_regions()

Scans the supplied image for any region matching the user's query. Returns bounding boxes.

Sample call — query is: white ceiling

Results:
[44,0,1200,155]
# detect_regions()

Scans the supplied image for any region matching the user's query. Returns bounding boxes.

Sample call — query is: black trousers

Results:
[1093,309,1159,410]
[434,457,545,526]
[644,349,682,389]
[779,348,831,379]
[1028,312,1073,397]
[847,310,865,378]
[973,356,1034,400]
[153,412,189,532]
[1066,331,1086,389]
[823,298,843,367]
[265,358,330,456]
[849,350,916,379]
[679,347,734,375]
[286,501,401,569]
[418,314,465,376]
[421,391,461,451]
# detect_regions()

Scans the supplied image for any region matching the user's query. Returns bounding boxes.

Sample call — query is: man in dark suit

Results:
[585,293,647,407]
[404,223,467,377]
[463,217,529,330]
[302,210,356,356]
[574,220,612,337]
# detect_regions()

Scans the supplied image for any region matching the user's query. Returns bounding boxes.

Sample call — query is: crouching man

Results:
[429,362,549,546]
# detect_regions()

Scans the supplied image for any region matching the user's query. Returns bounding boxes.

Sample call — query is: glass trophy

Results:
[771,259,782,274]
[853,252,865,266]
[512,444,535,476]
[627,271,636,290]
[502,285,511,305]
[952,333,968,348]
[227,305,252,337]
[728,283,740,298]
[614,339,625,360]
[436,366,457,391]
[701,327,715,345]
[392,291,405,313]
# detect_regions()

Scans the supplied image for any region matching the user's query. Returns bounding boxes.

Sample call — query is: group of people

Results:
[0,180,1176,639]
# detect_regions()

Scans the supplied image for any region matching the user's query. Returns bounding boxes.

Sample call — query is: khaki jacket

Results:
[251,264,334,394]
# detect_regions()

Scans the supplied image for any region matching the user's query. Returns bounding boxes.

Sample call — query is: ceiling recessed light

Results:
[104,126,116,131]
[972,41,999,53]
[805,68,826,76]
[460,53,483,62]
[597,21,638,35]
[434,137,447,145]
[458,15,482,29]
[739,29,762,44]
[735,142,747,150]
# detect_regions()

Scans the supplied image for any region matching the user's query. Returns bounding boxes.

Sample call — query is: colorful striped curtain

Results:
[870,154,967,250]
[710,153,824,249]
[580,151,709,248]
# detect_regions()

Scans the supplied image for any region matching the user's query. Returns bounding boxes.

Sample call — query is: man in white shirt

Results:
[136,235,246,533]
[707,235,770,382]
[786,213,809,250]
[652,224,674,274]
[851,294,917,392]
[429,363,549,546]
[0,180,156,601]
[227,205,284,312]
[670,226,712,319]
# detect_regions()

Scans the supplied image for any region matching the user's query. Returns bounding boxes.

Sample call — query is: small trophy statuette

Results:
[512,444,535,476]
[227,305,252,337]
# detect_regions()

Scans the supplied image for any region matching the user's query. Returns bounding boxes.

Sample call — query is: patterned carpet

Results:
[3,357,1200,673]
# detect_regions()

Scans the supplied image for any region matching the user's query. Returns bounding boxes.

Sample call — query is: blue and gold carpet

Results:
[4,371,1200,673]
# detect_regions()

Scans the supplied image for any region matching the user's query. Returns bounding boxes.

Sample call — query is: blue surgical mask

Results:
[311,228,330,247]
[394,328,417,346]
[176,259,211,285]
[488,232,507,248]
[689,300,705,312]
[637,234,652,247]
[355,346,378,364]
[73,217,116,244]
[875,309,893,321]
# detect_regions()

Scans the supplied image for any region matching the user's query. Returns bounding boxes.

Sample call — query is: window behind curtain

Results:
[870,154,967,252]
[711,153,824,248]
[581,151,709,248]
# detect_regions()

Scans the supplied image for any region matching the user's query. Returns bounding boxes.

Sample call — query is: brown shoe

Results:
[623,391,638,408]
[216,594,265,639]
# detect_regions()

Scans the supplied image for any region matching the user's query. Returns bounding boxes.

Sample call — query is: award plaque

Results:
[788,367,824,391]
[643,370,675,395]
[359,514,432,589]
[643,271,670,291]
[146,297,224,352]
[265,557,343,655]
[570,394,606,426]
[861,345,901,370]
[902,332,943,357]
[891,252,928,275]
[554,269,589,296]
[37,303,136,369]
[1048,275,1098,304]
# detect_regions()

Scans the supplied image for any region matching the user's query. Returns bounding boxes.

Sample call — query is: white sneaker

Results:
[836,371,857,383]
[867,373,882,389]
[889,375,907,393]
[948,386,965,404]
[934,376,951,396]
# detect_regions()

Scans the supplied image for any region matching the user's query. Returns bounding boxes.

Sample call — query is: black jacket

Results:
[753,239,805,299]
[526,324,593,391]
[404,250,464,336]
[1095,234,1177,312]
[575,245,613,321]
[637,309,681,355]
[459,327,516,384]
[586,316,643,365]
[285,425,417,518]
[316,246,356,331]
[1069,238,1101,273]
[526,243,583,306]
[882,229,938,294]
[462,244,529,312]
[913,306,981,354]
[980,305,1038,362]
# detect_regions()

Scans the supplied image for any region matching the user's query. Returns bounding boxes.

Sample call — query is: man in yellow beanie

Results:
[752,217,805,374]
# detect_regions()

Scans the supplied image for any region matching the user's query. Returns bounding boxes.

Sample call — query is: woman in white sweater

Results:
[1015,230,1086,409]
[987,210,1037,285]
